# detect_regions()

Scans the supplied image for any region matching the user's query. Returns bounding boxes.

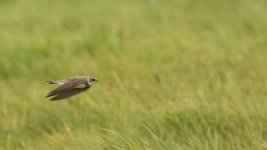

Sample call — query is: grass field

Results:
[0,0,267,149]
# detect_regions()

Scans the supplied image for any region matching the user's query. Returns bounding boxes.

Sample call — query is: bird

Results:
[45,76,98,101]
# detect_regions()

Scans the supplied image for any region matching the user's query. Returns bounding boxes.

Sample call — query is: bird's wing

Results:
[50,88,82,101]
[46,77,87,97]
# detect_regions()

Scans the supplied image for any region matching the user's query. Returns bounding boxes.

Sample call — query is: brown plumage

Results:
[46,76,98,101]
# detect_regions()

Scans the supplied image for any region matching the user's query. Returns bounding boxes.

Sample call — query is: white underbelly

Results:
[75,84,87,89]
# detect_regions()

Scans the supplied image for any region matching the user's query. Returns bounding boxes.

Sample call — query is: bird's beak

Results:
[95,79,99,82]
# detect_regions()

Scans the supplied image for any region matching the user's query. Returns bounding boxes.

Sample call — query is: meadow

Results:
[0,0,267,149]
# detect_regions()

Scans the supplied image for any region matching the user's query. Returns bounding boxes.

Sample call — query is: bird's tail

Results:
[46,80,66,85]
[46,80,57,84]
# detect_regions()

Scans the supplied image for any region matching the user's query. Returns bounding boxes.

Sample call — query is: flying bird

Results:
[46,76,98,101]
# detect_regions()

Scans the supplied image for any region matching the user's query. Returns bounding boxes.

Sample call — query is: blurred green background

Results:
[0,0,267,149]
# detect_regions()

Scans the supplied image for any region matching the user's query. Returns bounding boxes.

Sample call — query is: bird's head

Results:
[88,77,98,85]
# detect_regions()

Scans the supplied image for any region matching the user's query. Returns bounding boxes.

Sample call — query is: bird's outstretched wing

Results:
[50,88,83,101]
[46,77,87,97]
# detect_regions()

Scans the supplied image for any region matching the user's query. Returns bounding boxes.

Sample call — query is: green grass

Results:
[0,0,267,149]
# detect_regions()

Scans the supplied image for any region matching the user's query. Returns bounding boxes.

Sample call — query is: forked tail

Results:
[46,80,66,85]
[46,81,57,84]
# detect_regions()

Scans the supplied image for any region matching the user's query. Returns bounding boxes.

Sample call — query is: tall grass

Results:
[0,0,267,149]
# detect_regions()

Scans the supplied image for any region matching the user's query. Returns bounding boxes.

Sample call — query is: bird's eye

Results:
[92,78,96,81]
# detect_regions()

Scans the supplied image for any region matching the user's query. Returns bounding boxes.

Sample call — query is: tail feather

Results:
[46,81,57,84]
[46,80,66,85]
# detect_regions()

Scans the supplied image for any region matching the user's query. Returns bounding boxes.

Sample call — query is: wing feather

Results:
[50,89,82,101]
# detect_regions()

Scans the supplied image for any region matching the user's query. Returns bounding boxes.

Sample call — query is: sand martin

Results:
[46,76,98,101]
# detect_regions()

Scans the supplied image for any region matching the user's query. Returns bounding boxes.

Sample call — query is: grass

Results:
[0,0,267,149]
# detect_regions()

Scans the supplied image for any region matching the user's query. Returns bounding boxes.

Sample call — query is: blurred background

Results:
[0,0,267,149]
